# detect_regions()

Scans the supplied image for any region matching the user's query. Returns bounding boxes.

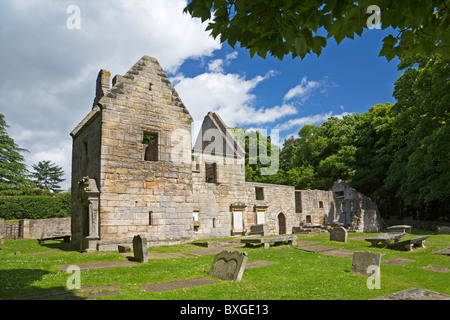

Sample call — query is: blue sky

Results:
[0,0,403,190]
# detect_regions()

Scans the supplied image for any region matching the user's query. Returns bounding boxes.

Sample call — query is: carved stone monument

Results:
[133,234,148,263]
[249,224,270,236]
[209,251,248,282]
[351,251,382,276]
[77,177,100,252]
[329,226,348,243]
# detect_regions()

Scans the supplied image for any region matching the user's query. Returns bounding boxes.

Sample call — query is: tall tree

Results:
[184,0,449,61]
[0,114,32,195]
[31,160,65,193]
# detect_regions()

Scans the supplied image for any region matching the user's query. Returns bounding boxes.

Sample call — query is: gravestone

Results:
[249,224,270,236]
[209,251,248,282]
[437,226,450,234]
[329,226,348,243]
[132,235,148,263]
[351,251,382,276]
[118,245,131,253]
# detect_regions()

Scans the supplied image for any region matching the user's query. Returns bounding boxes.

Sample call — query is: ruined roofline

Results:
[193,111,245,158]
[70,105,101,138]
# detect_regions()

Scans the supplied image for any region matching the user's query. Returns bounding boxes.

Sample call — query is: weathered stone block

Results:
[329,226,348,243]
[132,234,148,263]
[351,251,382,276]
[209,251,248,282]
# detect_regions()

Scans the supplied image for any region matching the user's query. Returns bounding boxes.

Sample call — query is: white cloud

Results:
[207,51,239,73]
[276,112,351,131]
[0,0,222,190]
[174,70,296,127]
[283,76,333,104]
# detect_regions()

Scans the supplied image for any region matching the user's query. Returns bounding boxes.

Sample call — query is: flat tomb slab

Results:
[431,247,450,255]
[241,235,298,244]
[245,260,278,269]
[296,245,337,253]
[372,288,450,300]
[320,249,355,257]
[184,247,242,257]
[296,241,319,247]
[59,260,137,272]
[140,277,217,292]
[423,265,449,273]
[120,252,188,260]
[381,258,416,266]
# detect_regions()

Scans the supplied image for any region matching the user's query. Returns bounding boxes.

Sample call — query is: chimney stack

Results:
[93,69,111,107]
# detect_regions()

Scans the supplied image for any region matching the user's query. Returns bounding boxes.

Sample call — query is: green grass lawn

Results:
[0,231,448,300]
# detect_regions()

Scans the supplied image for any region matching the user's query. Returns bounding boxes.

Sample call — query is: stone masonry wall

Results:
[245,182,298,235]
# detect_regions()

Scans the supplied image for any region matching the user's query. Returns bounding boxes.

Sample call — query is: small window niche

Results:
[193,211,200,232]
[334,191,344,199]
[306,215,312,224]
[143,132,158,161]
[318,201,324,209]
[149,211,153,226]
[255,187,264,201]
[205,163,217,183]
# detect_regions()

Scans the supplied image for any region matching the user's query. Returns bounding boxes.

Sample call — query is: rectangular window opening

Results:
[319,201,324,209]
[205,163,217,183]
[255,187,264,200]
[149,211,153,226]
[295,191,302,213]
[143,132,158,161]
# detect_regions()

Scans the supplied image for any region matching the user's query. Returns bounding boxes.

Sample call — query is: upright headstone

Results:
[351,251,382,276]
[249,224,270,236]
[329,226,348,243]
[132,235,148,263]
[209,251,248,282]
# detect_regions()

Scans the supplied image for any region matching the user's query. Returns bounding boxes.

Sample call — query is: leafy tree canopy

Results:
[0,114,33,195]
[31,160,66,194]
[184,0,450,61]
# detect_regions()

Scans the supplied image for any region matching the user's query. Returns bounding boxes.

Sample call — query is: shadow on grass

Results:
[0,269,82,300]
[39,240,79,252]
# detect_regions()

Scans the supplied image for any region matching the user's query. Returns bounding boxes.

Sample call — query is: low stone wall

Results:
[19,217,71,239]
[385,217,450,231]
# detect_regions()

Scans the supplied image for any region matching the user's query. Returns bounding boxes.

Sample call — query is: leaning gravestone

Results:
[329,226,348,243]
[249,224,270,236]
[209,251,248,282]
[132,235,148,263]
[351,251,382,276]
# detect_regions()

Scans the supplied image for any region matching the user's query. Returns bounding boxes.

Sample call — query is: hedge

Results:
[0,192,71,220]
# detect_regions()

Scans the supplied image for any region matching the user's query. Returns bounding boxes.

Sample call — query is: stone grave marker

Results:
[133,235,148,263]
[329,226,348,243]
[209,250,248,282]
[249,224,270,236]
[351,251,382,276]
[437,226,450,234]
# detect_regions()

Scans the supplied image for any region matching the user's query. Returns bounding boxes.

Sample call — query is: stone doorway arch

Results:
[278,213,286,235]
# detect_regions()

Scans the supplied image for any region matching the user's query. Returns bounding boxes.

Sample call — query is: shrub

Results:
[0,192,71,220]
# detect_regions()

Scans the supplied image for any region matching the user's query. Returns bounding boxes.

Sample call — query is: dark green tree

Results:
[31,160,65,194]
[184,0,449,61]
[0,114,32,195]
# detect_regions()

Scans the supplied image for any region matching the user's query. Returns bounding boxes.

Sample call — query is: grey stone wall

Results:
[19,218,71,239]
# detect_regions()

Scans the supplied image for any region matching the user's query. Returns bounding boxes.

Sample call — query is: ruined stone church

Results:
[70,56,380,252]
